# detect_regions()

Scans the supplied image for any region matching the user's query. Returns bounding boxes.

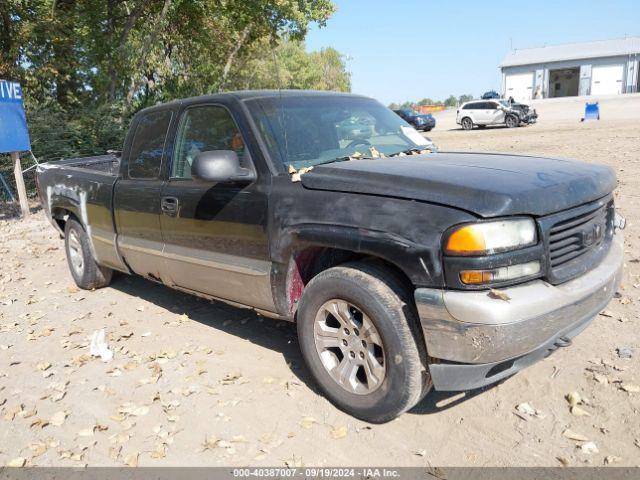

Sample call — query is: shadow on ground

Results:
[110,273,491,419]
[109,274,315,388]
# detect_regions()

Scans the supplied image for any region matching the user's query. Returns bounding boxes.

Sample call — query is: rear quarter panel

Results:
[36,162,128,272]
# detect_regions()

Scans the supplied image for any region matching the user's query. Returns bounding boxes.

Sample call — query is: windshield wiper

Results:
[389,147,435,157]
[314,154,372,167]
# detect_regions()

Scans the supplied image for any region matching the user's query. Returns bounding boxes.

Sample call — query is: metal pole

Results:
[11,151,30,217]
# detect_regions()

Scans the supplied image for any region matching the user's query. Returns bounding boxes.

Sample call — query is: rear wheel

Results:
[297,262,430,423]
[461,117,473,130]
[65,218,113,290]
[505,114,519,128]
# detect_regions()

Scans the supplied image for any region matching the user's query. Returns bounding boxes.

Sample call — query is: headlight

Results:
[444,218,537,256]
[460,261,541,285]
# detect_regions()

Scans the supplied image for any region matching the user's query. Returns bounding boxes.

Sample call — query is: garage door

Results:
[505,73,534,102]
[591,64,624,95]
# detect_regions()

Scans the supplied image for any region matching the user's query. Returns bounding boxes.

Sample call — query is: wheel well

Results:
[51,208,80,235]
[285,247,414,318]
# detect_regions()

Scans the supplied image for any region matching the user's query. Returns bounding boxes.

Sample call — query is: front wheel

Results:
[297,262,430,423]
[505,114,519,128]
[65,218,113,290]
[461,117,473,130]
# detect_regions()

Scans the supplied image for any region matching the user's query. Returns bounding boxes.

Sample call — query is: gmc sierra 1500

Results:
[36,90,624,423]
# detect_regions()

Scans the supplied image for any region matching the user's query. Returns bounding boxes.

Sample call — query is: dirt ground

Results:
[1,95,639,468]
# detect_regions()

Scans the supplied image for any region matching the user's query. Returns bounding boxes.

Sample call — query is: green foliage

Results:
[444,95,458,107]
[228,39,350,92]
[0,0,348,196]
[458,94,474,104]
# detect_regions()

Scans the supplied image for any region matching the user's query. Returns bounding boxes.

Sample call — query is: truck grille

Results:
[541,197,614,284]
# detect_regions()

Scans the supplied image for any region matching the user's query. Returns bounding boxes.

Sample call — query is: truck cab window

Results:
[128,110,173,179]
[172,106,245,179]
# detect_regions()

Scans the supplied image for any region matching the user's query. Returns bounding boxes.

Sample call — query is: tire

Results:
[505,114,519,128]
[297,261,430,423]
[461,117,473,130]
[64,218,113,290]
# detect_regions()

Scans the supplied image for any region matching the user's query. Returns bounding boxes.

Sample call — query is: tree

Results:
[417,98,435,106]
[227,39,350,92]
[458,94,474,104]
[0,0,344,196]
[444,95,458,107]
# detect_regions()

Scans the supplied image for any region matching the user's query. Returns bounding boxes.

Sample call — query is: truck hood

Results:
[300,152,616,217]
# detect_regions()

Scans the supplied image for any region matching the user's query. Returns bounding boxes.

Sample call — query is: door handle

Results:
[161,196,179,216]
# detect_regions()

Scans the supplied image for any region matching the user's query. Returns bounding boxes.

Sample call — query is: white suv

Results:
[456,100,537,131]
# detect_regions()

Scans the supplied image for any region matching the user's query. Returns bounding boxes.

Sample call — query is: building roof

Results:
[500,37,640,68]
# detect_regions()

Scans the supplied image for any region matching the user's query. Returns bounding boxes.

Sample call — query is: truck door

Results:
[159,104,275,312]
[114,108,174,282]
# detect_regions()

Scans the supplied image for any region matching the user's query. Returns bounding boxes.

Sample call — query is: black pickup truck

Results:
[36,90,624,423]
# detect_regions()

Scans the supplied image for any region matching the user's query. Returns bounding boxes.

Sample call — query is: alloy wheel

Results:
[313,299,386,395]
[68,229,84,277]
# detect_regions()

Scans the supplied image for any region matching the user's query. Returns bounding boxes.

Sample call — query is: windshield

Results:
[245,95,431,169]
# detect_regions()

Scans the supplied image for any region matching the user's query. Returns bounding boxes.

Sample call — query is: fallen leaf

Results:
[593,373,609,384]
[604,455,622,465]
[414,449,427,457]
[330,425,348,439]
[77,428,94,437]
[37,362,52,371]
[124,451,139,467]
[578,442,599,454]
[50,410,68,426]
[516,402,544,418]
[488,289,510,301]
[202,435,220,451]
[563,429,588,442]
[565,391,582,407]
[109,445,122,461]
[300,417,317,429]
[620,384,640,393]
[556,457,569,467]
[570,406,591,417]
[29,442,48,457]
[6,457,26,467]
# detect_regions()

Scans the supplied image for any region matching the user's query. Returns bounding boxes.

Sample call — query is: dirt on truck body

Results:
[36,90,624,423]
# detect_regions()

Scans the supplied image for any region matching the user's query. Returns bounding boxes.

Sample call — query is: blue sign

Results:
[0,80,31,153]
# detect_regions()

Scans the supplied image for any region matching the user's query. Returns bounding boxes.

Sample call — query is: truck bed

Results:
[48,153,121,176]
[36,153,128,273]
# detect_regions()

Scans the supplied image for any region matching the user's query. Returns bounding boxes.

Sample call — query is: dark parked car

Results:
[37,90,624,423]
[393,108,436,131]
[481,90,500,99]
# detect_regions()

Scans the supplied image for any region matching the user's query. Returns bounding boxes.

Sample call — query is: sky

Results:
[305,0,640,105]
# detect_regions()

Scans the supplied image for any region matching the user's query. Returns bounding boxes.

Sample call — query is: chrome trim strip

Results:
[117,236,165,257]
[163,245,269,277]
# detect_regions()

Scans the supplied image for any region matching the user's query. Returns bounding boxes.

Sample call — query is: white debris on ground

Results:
[89,329,113,362]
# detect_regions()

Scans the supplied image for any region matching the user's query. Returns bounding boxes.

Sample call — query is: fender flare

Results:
[270,223,441,317]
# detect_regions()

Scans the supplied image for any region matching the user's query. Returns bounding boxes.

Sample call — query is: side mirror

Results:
[192,150,255,183]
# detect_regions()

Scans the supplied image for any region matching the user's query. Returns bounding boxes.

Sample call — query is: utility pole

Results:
[11,152,30,217]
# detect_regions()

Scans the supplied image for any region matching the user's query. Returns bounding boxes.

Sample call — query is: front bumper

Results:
[523,110,538,123]
[415,231,623,391]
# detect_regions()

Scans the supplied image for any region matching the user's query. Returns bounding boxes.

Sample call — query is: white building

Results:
[500,37,640,101]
